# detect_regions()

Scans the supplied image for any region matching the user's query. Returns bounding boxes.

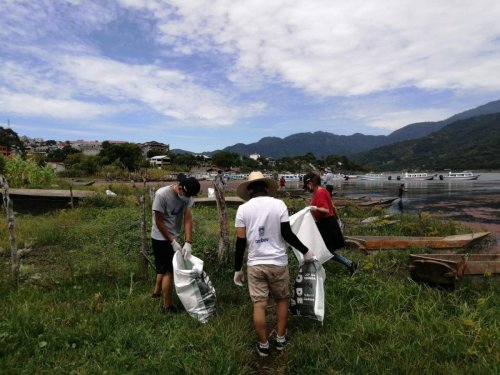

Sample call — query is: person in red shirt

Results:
[303,172,359,276]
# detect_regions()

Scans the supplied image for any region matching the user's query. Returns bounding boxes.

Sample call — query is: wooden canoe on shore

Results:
[345,232,490,251]
[409,253,500,286]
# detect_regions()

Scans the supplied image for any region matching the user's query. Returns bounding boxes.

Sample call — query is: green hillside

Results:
[352,113,500,170]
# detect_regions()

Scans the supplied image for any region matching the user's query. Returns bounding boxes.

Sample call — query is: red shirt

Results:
[310,187,336,220]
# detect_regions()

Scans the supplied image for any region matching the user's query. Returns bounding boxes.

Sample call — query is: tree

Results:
[211,151,241,169]
[98,142,144,171]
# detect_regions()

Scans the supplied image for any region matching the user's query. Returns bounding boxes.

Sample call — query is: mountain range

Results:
[214,100,500,161]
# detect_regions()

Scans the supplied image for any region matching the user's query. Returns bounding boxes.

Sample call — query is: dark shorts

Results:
[316,216,346,252]
[151,238,175,274]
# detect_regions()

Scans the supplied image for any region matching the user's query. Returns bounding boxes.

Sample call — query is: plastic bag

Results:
[289,207,333,265]
[173,251,217,323]
[289,260,326,323]
[207,188,215,198]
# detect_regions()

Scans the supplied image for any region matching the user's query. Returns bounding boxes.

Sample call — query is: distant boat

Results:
[359,173,390,181]
[400,172,437,181]
[439,171,480,180]
[345,232,490,250]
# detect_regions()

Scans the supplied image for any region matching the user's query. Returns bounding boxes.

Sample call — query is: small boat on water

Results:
[345,232,490,251]
[359,173,391,181]
[439,171,480,180]
[409,253,500,287]
[399,172,437,181]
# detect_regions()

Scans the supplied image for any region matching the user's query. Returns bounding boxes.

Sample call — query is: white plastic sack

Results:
[173,251,217,323]
[289,207,333,265]
[207,188,215,198]
[289,260,326,323]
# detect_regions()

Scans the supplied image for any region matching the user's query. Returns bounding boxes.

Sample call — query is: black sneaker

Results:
[349,261,360,277]
[275,337,287,351]
[161,305,178,314]
[256,342,270,357]
[151,293,161,299]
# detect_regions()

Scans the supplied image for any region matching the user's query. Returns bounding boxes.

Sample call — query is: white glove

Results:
[308,206,318,212]
[182,242,192,260]
[303,250,315,262]
[233,271,245,287]
[171,239,182,252]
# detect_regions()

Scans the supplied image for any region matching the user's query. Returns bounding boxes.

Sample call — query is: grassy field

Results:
[0,193,498,374]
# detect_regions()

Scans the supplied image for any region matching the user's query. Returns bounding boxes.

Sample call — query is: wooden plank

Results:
[8,188,94,198]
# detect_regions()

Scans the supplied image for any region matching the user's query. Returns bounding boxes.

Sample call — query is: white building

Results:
[249,153,260,160]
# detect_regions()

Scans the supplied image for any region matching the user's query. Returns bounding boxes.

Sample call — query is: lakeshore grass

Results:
[0,197,498,374]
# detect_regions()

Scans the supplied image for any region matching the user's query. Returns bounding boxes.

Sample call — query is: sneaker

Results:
[256,342,270,358]
[151,292,161,299]
[161,305,178,314]
[275,337,287,351]
[349,261,360,277]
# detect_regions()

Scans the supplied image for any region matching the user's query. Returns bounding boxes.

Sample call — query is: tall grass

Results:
[0,197,498,374]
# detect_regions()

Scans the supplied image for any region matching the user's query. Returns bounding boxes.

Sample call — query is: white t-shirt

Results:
[151,185,193,240]
[235,196,290,266]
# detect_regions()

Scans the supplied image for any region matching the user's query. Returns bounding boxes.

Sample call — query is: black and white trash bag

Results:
[289,260,326,323]
[173,251,217,323]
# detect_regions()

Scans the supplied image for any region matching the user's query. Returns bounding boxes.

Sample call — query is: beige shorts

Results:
[247,264,289,303]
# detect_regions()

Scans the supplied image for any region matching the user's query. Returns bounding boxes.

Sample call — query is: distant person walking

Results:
[323,172,334,197]
[398,183,407,213]
[233,172,314,357]
[279,176,286,190]
[303,172,359,276]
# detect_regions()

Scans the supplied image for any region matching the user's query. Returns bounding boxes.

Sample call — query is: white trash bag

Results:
[289,207,333,265]
[289,260,326,323]
[173,251,217,323]
[207,188,215,198]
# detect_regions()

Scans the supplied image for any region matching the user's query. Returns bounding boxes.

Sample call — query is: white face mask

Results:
[178,194,190,204]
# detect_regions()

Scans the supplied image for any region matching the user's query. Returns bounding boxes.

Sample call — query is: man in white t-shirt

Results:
[234,171,314,357]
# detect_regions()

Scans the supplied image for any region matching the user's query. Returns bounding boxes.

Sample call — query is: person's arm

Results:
[183,207,193,243]
[234,227,247,271]
[280,222,308,254]
[154,211,174,242]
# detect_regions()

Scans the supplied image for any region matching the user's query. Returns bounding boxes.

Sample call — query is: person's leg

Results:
[162,272,174,307]
[332,252,353,268]
[153,274,162,295]
[253,300,268,344]
[275,298,288,337]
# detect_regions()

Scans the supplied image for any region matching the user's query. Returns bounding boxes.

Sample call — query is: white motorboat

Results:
[400,172,437,181]
[359,173,390,181]
[439,171,480,180]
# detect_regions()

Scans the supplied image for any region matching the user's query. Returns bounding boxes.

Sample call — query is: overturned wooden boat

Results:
[192,196,244,207]
[357,197,398,207]
[409,253,500,286]
[345,232,490,251]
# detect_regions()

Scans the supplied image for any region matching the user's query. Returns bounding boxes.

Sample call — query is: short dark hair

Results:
[179,177,201,197]
[247,180,268,198]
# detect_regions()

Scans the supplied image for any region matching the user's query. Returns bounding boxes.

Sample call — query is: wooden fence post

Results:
[214,174,230,263]
[1,175,19,286]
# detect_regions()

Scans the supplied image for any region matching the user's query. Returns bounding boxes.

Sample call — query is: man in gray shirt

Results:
[151,177,200,313]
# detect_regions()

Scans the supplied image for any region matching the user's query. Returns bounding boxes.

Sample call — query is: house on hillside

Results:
[141,141,170,156]
[149,155,171,167]
[249,153,260,160]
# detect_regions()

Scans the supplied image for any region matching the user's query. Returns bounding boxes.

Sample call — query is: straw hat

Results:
[236,171,278,201]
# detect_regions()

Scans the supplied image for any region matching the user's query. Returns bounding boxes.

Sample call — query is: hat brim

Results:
[236,177,278,201]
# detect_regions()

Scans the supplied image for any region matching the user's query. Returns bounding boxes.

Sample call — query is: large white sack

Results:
[289,260,326,323]
[173,251,217,323]
[289,207,333,265]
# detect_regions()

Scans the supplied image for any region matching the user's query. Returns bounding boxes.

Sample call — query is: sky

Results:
[2,0,500,153]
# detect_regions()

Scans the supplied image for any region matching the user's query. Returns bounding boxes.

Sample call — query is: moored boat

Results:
[345,232,490,250]
[439,171,480,180]
[399,172,437,181]
[278,174,301,182]
[359,173,391,181]
[409,253,500,287]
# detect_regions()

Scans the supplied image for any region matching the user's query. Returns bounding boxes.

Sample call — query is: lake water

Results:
[286,172,500,252]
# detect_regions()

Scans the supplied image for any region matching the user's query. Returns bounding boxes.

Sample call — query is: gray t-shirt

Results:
[151,185,193,240]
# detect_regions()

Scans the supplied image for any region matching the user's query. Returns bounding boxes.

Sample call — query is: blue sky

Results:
[2,0,500,152]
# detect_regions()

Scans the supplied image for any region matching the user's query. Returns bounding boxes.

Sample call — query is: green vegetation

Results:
[3,156,57,188]
[1,195,498,374]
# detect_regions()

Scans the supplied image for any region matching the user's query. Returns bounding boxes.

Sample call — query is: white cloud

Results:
[126,0,500,96]
[0,90,131,119]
